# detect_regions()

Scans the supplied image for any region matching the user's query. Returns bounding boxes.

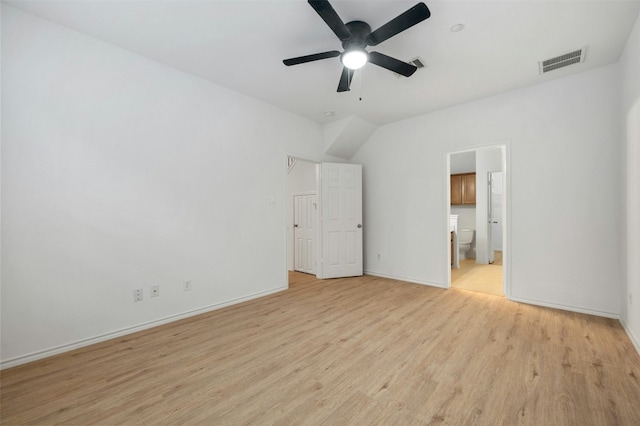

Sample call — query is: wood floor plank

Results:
[1,271,639,425]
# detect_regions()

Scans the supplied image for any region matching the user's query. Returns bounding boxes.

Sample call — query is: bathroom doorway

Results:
[447,145,508,298]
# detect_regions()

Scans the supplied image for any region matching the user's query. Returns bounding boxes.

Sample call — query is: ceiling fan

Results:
[283,0,431,92]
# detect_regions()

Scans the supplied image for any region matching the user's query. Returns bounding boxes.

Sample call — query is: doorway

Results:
[286,157,364,281]
[447,145,508,298]
[287,158,319,276]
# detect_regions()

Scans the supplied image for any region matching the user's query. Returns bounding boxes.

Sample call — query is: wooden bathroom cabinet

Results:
[450,173,476,205]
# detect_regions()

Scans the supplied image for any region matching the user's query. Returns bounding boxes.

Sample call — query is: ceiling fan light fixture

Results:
[341,49,368,70]
[283,1,432,92]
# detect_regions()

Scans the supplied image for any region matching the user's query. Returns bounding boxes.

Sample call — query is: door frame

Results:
[445,141,511,299]
[488,172,494,264]
[488,170,504,262]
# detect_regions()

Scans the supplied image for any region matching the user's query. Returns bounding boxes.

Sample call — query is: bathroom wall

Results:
[450,151,476,174]
[451,207,476,230]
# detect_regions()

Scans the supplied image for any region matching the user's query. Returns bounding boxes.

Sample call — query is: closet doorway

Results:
[286,157,363,280]
[287,158,318,276]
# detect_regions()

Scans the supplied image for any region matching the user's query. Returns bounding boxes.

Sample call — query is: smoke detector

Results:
[539,47,587,74]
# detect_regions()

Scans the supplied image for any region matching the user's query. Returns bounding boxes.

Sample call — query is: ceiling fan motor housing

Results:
[342,21,372,50]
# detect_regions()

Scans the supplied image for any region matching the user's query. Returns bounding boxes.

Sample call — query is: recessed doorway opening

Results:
[286,157,319,278]
[286,157,364,284]
[446,145,509,298]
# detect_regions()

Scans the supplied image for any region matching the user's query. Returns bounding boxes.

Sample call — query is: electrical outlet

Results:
[133,289,143,302]
[151,285,160,297]
[183,280,191,291]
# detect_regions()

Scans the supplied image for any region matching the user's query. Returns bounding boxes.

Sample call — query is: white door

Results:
[487,172,502,263]
[490,171,503,253]
[294,194,317,274]
[320,163,363,278]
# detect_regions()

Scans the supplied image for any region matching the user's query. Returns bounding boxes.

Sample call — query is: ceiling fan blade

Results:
[308,0,352,41]
[366,2,430,46]
[283,50,341,66]
[368,51,417,77]
[337,67,354,92]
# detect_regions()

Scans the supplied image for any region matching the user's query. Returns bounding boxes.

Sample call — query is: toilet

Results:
[457,228,475,260]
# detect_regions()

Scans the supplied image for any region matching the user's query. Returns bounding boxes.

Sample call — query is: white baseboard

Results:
[368,275,639,356]
[6,280,635,369]
[1,286,287,370]
[508,295,619,319]
[364,270,447,289]
[365,271,621,319]
[620,319,640,356]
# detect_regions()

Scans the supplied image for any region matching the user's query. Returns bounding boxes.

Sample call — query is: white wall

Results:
[620,13,640,352]
[0,6,332,366]
[450,151,475,174]
[475,147,503,264]
[353,64,622,317]
[451,207,476,231]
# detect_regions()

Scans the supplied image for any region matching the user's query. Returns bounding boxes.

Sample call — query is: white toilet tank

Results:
[458,228,475,244]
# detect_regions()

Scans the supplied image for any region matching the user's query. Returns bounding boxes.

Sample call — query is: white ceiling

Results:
[5,0,640,125]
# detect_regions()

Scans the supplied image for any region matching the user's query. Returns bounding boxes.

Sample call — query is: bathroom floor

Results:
[451,251,503,297]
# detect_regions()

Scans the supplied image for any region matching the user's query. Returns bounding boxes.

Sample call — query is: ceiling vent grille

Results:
[409,57,425,68]
[539,47,586,74]
[394,57,425,78]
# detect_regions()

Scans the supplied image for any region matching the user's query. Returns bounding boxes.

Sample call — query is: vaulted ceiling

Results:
[5,0,640,125]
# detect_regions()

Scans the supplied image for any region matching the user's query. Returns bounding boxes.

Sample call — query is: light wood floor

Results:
[451,251,504,297]
[2,272,640,425]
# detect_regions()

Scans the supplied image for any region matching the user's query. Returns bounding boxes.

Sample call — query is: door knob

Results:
[357,224,362,228]
[294,224,298,228]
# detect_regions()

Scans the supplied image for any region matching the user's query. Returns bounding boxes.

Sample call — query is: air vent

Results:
[409,57,426,68]
[394,57,425,78]
[539,47,586,74]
